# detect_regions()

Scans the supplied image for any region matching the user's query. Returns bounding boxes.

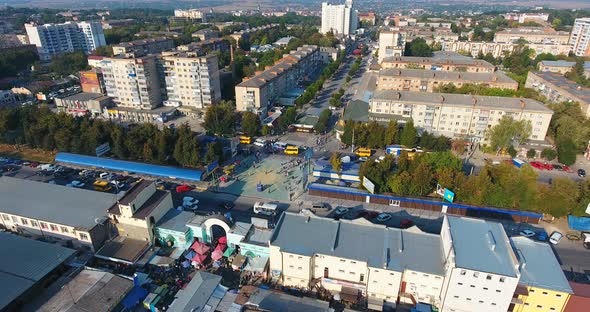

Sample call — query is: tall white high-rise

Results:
[321,0,358,36]
[25,21,106,61]
[569,18,590,57]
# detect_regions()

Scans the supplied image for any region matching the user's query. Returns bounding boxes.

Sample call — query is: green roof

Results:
[343,100,369,122]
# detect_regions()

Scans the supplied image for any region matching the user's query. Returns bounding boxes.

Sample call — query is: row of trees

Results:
[0,105,222,167]
[294,51,345,106]
[0,49,38,79]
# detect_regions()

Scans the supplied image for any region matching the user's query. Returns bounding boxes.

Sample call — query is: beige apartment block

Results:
[235,45,321,115]
[112,37,175,57]
[570,18,590,56]
[378,31,405,63]
[493,27,570,45]
[377,68,518,92]
[161,51,221,111]
[525,71,590,117]
[101,55,162,110]
[442,41,571,58]
[369,90,552,142]
[381,55,495,73]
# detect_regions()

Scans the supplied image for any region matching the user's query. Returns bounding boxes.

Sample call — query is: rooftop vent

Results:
[487,230,496,251]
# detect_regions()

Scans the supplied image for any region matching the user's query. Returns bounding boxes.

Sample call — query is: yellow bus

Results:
[239,136,252,144]
[93,180,112,192]
[284,146,299,155]
[355,148,372,157]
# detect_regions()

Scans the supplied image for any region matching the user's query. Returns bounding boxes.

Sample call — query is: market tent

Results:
[191,241,211,255]
[191,253,207,264]
[218,236,227,244]
[190,240,202,250]
[215,244,226,253]
[184,250,196,260]
[121,286,148,309]
[223,246,235,258]
[211,249,223,261]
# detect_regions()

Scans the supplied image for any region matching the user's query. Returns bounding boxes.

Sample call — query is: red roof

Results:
[565,282,590,312]
[570,282,590,298]
[87,55,104,60]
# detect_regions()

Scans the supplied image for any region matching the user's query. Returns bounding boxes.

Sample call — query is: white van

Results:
[254,138,267,147]
[253,202,278,216]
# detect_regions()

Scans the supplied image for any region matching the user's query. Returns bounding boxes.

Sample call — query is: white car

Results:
[254,139,267,147]
[299,208,316,216]
[71,180,85,188]
[99,172,112,180]
[110,180,126,189]
[519,230,536,238]
[358,156,368,162]
[183,196,199,207]
[549,231,563,245]
[376,213,392,222]
[334,207,349,215]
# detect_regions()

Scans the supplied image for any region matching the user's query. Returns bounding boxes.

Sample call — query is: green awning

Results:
[223,246,235,257]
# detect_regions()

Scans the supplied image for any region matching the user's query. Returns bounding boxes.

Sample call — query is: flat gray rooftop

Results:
[156,209,194,233]
[168,271,223,312]
[271,213,445,275]
[0,176,117,230]
[371,90,552,113]
[379,68,517,84]
[447,216,518,277]
[0,233,75,310]
[531,71,590,103]
[511,237,573,293]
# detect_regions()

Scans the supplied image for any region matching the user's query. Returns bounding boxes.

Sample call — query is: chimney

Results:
[440,95,445,103]
[458,74,461,79]
[397,92,402,100]
[520,99,525,109]
[487,230,496,251]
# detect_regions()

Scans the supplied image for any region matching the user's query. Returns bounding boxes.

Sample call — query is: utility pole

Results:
[351,126,355,153]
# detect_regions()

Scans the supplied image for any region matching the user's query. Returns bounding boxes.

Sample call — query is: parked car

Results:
[549,231,563,245]
[537,231,548,241]
[578,169,586,178]
[529,161,543,170]
[519,230,536,238]
[542,163,553,170]
[400,219,414,229]
[563,165,573,173]
[311,203,329,210]
[334,207,349,215]
[376,213,392,222]
[29,162,39,168]
[110,180,126,189]
[176,185,192,193]
[552,164,564,171]
[99,172,113,180]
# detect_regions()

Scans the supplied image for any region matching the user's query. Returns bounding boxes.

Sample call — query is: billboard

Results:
[80,71,103,94]
[95,142,111,157]
[362,176,375,194]
[444,189,455,203]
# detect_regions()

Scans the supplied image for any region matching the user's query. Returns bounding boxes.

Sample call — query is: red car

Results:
[529,161,544,170]
[562,165,574,173]
[542,163,553,170]
[400,219,414,229]
[29,162,39,168]
[175,185,192,193]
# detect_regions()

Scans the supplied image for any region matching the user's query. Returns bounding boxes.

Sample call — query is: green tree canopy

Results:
[486,116,532,151]
[241,111,260,137]
[400,120,418,147]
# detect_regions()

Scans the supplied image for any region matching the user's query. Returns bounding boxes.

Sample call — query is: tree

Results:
[508,145,517,158]
[204,142,219,164]
[400,120,417,147]
[388,171,412,195]
[241,111,260,137]
[384,120,398,145]
[557,137,578,165]
[279,107,297,131]
[341,120,354,146]
[409,162,433,196]
[526,149,537,159]
[203,101,236,136]
[261,125,270,136]
[315,109,331,134]
[541,148,557,161]
[330,152,343,172]
[404,38,433,57]
[486,116,532,151]
[173,124,200,167]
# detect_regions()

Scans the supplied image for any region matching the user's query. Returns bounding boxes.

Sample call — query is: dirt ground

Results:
[0,144,56,163]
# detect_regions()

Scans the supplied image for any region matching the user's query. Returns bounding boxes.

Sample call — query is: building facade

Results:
[321,0,358,36]
[25,21,106,61]
[55,92,112,117]
[381,56,495,73]
[538,60,590,77]
[101,55,162,110]
[80,70,105,94]
[235,45,321,115]
[377,68,519,92]
[442,41,571,58]
[570,18,590,57]
[378,31,406,63]
[525,71,590,117]
[0,90,18,107]
[369,90,553,142]
[161,52,221,112]
[174,9,206,20]
[493,27,570,45]
[111,37,175,57]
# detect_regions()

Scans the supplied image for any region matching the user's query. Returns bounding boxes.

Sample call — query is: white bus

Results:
[253,202,278,216]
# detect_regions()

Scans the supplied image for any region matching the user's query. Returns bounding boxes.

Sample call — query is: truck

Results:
[512,158,526,168]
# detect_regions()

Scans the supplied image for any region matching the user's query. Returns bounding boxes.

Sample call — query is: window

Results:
[30,221,38,227]
[298,267,302,270]
[11,216,18,223]
[496,290,501,293]
[50,224,58,231]
[537,305,543,309]
[473,272,479,278]
[500,277,506,283]
[289,265,294,269]
[530,289,535,293]
[350,272,355,275]
[80,233,89,240]
[453,296,459,299]
[524,303,530,306]
[483,287,488,290]
[486,275,492,280]
[21,218,28,225]
[60,226,69,233]
[542,292,548,295]
[360,274,364,282]
[556,294,562,297]
[458,282,463,285]
[40,222,48,229]
[470,285,475,288]
[466,298,471,301]
[491,303,497,306]
[550,308,556,311]
[2,214,8,220]
[340,259,346,263]
[479,300,484,303]
[339,270,345,273]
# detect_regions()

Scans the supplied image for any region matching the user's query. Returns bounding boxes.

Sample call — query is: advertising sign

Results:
[444,189,455,203]
[362,176,375,194]
[95,142,111,157]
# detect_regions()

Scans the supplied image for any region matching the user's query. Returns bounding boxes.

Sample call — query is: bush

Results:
[526,149,536,159]
[557,138,578,165]
[541,148,557,161]
[508,145,517,158]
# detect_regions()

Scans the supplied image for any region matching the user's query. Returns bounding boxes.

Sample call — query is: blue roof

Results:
[121,286,148,309]
[55,152,203,182]
[447,216,519,277]
[511,237,573,293]
[313,162,360,176]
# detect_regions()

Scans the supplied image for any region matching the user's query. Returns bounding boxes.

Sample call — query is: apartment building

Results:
[442,41,571,58]
[192,29,218,41]
[400,26,459,45]
[101,55,162,110]
[494,27,570,44]
[525,71,590,117]
[174,9,205,20]
[55,92,112,117]
[377,68,518,92]
[502,12,550,24]
[378,31,406,63]
[321,0,358,36]
[358,12,376,25]
[569,18,590,57]
[538,60,590,78]
[0,176,116,251]
[161,51,221,112]
[511,237,573,312]
[440,216,520,312]
[25,21,106,61]
[177,37,230,56]
[111,37,175,57]
[269,213,446,310]
[369,90,552,142]
[235,45,322,115]
[381,55,495,73]
[0,90,18,107]
[229,24,279,43]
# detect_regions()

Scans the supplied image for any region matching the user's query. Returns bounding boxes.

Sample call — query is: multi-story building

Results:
[0,90,18,107]
[369,90,553,142]
[442,41,572,58]
[377,68,519,92]
[494,27,570,44]
[55,92,112,117]
[160,51,221,112]
[25,21,106,61]
[192,29,218,41]
[378,31,406,63]
[321,0,358,36]
[269,212,446,309]
[235,45,322,115]
[440,216,520,312]
[80,69,105,94]
[511,237,573,312]
[502,12,550,24]
[176,37,230,56]
[538,60,590,76]
[525,71,590,117]
[569,18,590,57]
[381,55,495,73]
[0,176,116,251]
[101,55,162,110]
[111,37,175,57]
[358,12,376,25]
[229,24,279,43]
[173,9,206,21]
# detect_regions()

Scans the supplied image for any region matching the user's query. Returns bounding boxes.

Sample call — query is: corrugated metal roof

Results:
[156,209,194,233]
[0,176,116,230]
[511,236,572,293]
[0,233,75,310]
[168,271,222,312]
[270,213,445,275]
[447,216,519,277]
[55,152,203,182]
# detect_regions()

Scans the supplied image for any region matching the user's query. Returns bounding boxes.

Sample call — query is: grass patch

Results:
[0,144,56,163]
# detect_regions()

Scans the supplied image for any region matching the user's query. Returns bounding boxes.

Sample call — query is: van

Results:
[254,138,267,147]
[253,202,278,216]
[284,146,299,155]
[39,164,55,171]
[273,142,288,150]
[355,148,372,157]
[239,136,252,144]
